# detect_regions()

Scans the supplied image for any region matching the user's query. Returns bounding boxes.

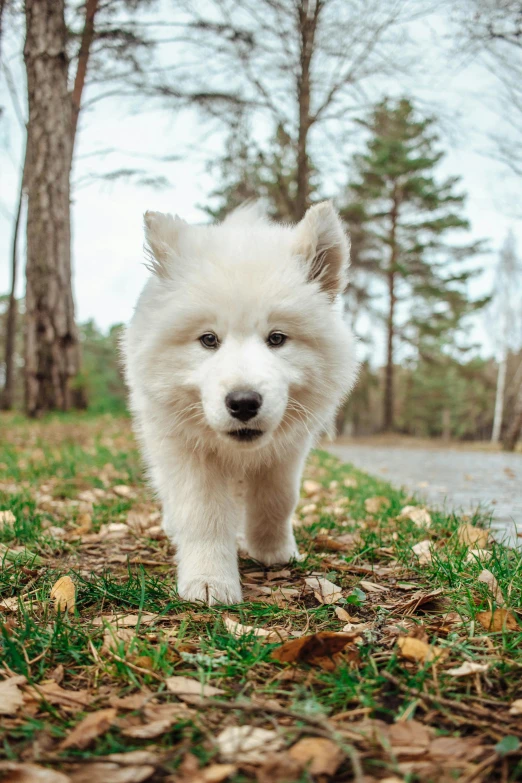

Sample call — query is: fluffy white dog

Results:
[123,202,357,605]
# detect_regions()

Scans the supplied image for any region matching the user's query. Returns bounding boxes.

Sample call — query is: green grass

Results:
[1,412,521,782]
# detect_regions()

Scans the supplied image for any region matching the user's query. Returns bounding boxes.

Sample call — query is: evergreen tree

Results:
[205,118,319,221]
[342,98,484,431]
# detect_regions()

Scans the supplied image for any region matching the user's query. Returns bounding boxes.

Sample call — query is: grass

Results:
[0,412,521,782]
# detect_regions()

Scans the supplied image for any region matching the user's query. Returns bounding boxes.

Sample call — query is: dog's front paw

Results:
[178,576,242,606]
[246,539,304,567]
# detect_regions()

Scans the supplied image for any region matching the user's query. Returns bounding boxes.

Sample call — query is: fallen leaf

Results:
[271,631,356,670]
[302,480,322,496]
[509,699,522,716]
[478,569,504,605]
[476,608,519,632]
[122,718,173,739]
[398,506,431,527]
[0,675,26,715]
[50,575,76,613]
[92,613,156,627]
[412,539,432,565]
[288,737,343,775]
[74,513,92,536]
[334,606,360,623]
[343,477,358,488]
[457,523,489,549]
[304,575,342,604]
[0,762,71,782]
[68,762,154,783]
[0,509,16,527]
[397,636,445,664]
[102,624,135,652]
[202,763,237,783]
[24,681,91,712]
[312,534,353,551]
[0,596,19,612]
[223,615,277,640]
[465,549,492,564]
[447,661,489,677]
[113,485,135,498]
[108,693,153,711]
[216,726,284,764]
[60,708,117,749]
[388,720,432,755]
[166,675,224,698]
[364,496,391,514]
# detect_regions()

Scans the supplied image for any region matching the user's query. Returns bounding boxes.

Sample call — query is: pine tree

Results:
[205,118,319,222]
[342,98,483,431]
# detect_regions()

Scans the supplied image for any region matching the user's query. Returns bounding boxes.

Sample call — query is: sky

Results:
[1,3,522,362]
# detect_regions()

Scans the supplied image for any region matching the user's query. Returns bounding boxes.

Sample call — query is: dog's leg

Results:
[244,447,307,566]
[156,447,242,606]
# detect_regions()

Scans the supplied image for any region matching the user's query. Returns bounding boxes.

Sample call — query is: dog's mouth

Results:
[227,428,264,443]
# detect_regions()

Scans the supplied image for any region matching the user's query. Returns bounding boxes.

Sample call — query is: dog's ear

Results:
[293,202,349,298]
[143,211,187,277]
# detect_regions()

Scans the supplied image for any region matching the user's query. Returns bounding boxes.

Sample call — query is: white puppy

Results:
[123,202,357,605]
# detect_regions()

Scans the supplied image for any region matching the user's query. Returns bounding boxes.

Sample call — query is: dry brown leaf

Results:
[24,681,91,712]
[397,636,445,664]
[457,523,489,549]
[122,719,173,739]
[478,569,504,605]
[216,725,284,764]
[476,608,519,632]
[412,539,432,565]
[343,477,358,488]
[0,675,26,716]
[201,763,237,783]
[0,509,16,527]
[271,631,356,670]
[223,615,276,639]
[92,613,156,627]
[165,675,224,698]
[334,606,360,623]
[74,513,92,536]
[364,496,391,514]
[0,596,19,612]
[509,699,522,716]
[0,762,71,783]
[465,548,492,564]
[302,480,322,497]
[446,661,489,677]
[398,505,432,528]
[387,720,432,755]
[113,485,135,498]
[304,575,342,604]
[50,576,76,613]
[60,708,117,749]
[312,534,353,552]
[68,762,154,783]
[102,625,135,653]
[288,737,344,776]
[108,693,153,711]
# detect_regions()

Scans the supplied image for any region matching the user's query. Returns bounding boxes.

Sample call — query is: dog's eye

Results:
[200,333,219,349]
[267,331,287,348]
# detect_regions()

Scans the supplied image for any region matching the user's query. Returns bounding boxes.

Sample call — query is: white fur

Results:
[122,201,358,605]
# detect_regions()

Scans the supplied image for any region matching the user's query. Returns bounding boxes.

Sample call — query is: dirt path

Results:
[327,441,522,545]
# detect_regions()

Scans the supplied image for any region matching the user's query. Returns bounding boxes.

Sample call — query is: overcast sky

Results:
[1,4,521,361]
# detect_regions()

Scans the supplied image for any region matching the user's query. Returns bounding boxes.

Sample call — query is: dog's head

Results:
[127,202,356,454]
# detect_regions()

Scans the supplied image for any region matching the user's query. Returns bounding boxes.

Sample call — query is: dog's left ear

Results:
[143,211,187,278]
[293,202,349,298]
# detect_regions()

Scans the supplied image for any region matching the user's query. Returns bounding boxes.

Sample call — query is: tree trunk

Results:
[295,0,319,221]
[1,153,25,410]
[23,0,79,416]
[383,196,398,431]
[503,379,522,451]
[491,350,507,443]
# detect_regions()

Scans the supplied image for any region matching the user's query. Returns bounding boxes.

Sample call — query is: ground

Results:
[0,413,521,783]
[328,439,522,547]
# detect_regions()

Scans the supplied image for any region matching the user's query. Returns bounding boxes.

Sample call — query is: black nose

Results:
[225,390,262,422]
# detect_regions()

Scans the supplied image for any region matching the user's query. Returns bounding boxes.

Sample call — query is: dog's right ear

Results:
[144,211,187,278]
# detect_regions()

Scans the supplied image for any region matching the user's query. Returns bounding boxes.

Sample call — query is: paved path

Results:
[327,442,522,546]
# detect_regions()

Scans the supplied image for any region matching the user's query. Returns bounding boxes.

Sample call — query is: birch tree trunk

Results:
[23,0,79,416]
[491,350,507,443]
